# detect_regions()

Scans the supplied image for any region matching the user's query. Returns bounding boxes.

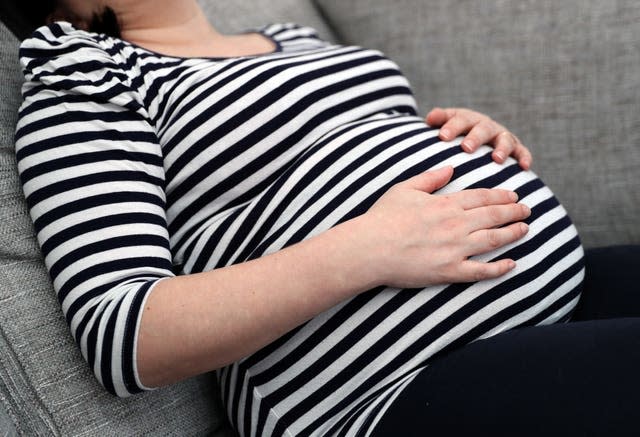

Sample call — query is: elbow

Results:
[73,279,164,398]
[89,362,154,399]
[134,321,184,390]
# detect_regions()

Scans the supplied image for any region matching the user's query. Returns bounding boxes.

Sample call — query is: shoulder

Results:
[18,21,142,102]
[18,22,145,117]
[19,22,119,77]
[254,22,332,49]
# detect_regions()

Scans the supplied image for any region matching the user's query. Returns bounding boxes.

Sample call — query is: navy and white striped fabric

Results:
[15,21,584,436]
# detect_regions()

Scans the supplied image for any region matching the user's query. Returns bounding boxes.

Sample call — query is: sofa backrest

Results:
[315,0,640,248]
[197,0,337,41]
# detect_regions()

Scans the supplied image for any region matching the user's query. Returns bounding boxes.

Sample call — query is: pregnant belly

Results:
[187,111,583,279]
[213,112,585,436]
[187,109,585,358]
[227,110,584,335]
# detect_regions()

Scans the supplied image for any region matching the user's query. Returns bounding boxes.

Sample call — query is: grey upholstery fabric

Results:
[314,0,640,248]
[197,0,337,42]
[0,404,17,437]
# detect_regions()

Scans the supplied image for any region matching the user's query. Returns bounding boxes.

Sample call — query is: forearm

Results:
[137,216,377,388]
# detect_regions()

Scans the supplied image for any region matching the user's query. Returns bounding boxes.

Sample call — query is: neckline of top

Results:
[53,21,283,61]
[121,28,283,61]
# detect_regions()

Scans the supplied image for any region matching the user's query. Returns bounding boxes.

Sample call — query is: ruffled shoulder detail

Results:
[256,22,332,50]
[19,22,144,114]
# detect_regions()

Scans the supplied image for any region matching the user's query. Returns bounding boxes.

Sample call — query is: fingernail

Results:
[440,128,451,139]
[510,191,518,202]
[522,205,531,216]
[461,140,474,152]
[508,260,516,269]
[520,223,529,233]
[495,151,505,161]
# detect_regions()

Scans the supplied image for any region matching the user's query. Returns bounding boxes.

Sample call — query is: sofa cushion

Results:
[197,0,337,42]
[0,400,17,437]
[314,0,640,247]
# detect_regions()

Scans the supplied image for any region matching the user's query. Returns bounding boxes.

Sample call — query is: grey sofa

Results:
[0,0,638,435]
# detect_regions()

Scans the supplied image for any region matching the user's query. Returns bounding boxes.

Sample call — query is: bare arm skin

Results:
[137,166,530,388]
[138,213,377,388]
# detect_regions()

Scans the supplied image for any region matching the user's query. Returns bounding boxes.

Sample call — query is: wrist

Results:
[320,215,385,293]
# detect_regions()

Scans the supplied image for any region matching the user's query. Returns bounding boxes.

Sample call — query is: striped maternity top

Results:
[15,22,585,436]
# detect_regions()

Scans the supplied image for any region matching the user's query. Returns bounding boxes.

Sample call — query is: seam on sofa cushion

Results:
[0,393,18,437]
[309,0,344,43]
[0,325,60,436]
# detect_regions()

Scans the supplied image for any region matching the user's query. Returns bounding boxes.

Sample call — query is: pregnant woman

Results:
[15,0,638,436]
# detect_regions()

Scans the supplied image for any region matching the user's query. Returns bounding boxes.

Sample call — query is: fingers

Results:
[460,118,504,153]
[425,107,484,141]
[455,222,530,282]
[446,188,518,210]
[425,107,448,127]
[438,108,483,142]
[457,258,517,282]
[466,222,530,255]
[465,202,531,232]
[490,131,515,163]
[513,139,533,170]
[401,166,454,193]
[488,132,531,170]
[425,107,534,170]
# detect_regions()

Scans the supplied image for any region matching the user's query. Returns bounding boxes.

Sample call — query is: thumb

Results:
[403,166,453,193]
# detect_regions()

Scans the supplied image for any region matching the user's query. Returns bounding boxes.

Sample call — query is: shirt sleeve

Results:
[14,23,175,397]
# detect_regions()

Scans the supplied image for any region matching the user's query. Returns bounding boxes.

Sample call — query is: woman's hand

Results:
[425,107,532,170]
[358,166,530,288]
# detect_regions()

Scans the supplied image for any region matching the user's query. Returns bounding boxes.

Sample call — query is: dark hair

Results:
[0,0,121,40]
[88,6,121,39]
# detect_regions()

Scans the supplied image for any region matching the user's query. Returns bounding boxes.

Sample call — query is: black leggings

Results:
[371,246,640,437]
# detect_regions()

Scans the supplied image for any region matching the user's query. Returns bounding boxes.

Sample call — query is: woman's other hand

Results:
[425,107,532,170]
[358,166,530,288]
